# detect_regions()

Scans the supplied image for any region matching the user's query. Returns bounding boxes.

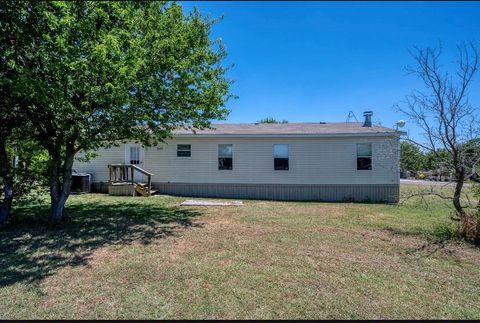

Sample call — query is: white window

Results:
[273,144,289,170]
[130,146,141,165]
[218,144,233,170]
[357,143,372,170]
[177,144,191,157]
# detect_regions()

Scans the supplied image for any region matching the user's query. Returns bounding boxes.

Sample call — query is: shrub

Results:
[459,214,480,245]
[432,222,460,241]
[458,184,480,245]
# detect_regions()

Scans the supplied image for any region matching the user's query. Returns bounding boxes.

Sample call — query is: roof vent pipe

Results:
[363,111,373,127]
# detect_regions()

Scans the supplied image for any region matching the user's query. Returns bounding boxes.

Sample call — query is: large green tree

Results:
[0,98,15,224]
[0,1,35,223]
[2,1,233,221]
[0,53,16,223]
[400,141,425,172]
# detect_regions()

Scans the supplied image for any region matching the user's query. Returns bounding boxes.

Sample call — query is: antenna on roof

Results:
[346,111,358,123]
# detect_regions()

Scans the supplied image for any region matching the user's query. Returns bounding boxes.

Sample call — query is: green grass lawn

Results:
[1,185,479,319]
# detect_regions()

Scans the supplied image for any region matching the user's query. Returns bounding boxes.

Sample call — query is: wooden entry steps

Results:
[107,164,156,197]
[135,183,158,197]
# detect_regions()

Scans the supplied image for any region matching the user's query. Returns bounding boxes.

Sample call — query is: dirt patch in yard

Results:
[169,238,194,262]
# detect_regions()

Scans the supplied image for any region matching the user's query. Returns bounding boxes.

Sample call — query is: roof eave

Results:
[173,132,404,139]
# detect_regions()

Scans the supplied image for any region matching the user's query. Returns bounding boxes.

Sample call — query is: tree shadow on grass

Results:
[0,197,203,288]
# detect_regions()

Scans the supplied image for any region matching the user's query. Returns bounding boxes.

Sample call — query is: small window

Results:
[357,143,372,170]
[177,144,191,157]
[274,144,289,170]
[218,144,233,170]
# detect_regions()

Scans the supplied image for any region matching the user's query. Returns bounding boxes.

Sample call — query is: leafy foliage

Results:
[0,140,49,214]
[8,1,233,152]
[400,141,458,174]
[258,118,288,124]
[1,1,234,220]
[432,222,460,241]
[400,141,425,172]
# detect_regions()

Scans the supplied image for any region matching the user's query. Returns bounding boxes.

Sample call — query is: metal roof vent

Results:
[363,111,373,127]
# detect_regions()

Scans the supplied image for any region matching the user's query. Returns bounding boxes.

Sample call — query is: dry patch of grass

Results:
[1,185,480,319]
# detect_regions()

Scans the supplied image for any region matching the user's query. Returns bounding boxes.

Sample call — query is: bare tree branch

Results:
[398,43,480,218]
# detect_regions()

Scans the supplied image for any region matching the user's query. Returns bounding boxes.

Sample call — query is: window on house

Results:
[177,144,191,157]
[130,146,141,165]
[274,144,289,170]
[357,143,372,170]
[218,144,233,170]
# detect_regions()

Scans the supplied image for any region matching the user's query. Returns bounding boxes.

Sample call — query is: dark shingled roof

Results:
[173,122,398,136]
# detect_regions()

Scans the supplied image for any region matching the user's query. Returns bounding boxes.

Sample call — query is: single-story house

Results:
[73,112,403,202]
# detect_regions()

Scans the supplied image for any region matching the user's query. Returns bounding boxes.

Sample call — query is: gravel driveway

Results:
[400,179,470,187]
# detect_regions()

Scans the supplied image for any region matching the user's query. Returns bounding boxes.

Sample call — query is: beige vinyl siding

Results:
[73,143,127,183]
[74,136,399,185]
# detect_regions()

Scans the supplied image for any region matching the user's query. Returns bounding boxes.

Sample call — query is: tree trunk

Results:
[0,140,14,225]
[50,192,68,222]
[453,170,466,217]
[49,147,75,222]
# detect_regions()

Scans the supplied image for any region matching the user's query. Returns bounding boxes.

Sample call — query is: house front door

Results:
[126,144,145,182]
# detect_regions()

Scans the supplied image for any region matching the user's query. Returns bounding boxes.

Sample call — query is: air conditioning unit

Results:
[71,173,91,193]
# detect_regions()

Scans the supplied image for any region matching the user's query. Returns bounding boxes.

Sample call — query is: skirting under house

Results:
[155,182,400,203]
[92,181,399,203]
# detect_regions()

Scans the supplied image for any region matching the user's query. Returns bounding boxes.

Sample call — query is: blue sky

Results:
[181,1,480,139]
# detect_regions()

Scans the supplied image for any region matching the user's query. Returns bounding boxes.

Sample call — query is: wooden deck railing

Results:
[108,164,154,196]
